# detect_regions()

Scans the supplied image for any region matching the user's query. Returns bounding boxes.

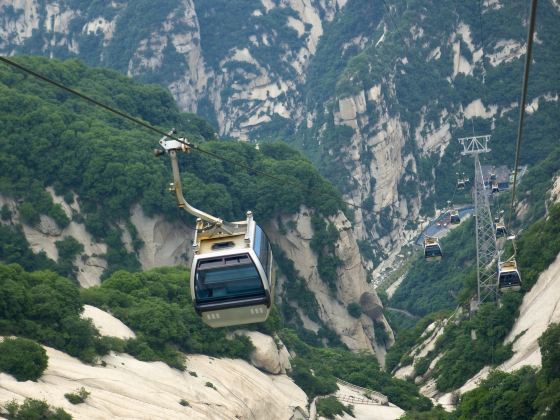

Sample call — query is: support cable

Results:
[507,0,538,229]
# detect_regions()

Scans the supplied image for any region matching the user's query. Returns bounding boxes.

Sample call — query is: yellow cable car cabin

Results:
[498,260,521,292]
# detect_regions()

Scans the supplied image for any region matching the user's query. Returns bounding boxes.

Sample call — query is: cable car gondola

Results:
[190,212,275,327]
[498,260,521,291]
[491,181,500,194]
[495,223,507,237]
[449,209,460,224]
[158,130,275,328]
[424,236,442,261]
[456,172,467,190]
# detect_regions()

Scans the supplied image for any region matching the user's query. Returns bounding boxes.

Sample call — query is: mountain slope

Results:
[1,0,558,266]
[0,56,391,355]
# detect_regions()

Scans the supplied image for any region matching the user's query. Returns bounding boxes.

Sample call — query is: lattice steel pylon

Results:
[459,135,498,305]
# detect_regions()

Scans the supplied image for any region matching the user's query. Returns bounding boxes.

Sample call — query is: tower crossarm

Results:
[458,135,491,155]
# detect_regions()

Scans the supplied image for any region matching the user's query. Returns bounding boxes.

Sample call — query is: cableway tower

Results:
[459,135,498,306]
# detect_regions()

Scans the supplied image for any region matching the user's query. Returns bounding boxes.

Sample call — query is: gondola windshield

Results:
[195,255,265,303]
[425,245,441,258]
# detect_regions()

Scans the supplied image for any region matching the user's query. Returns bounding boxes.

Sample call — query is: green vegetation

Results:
[517,203,560,292]
[515,146,560,225]
[0,56,215,277]
[310,215,342,292]
[389,202,560,396]
[390,218,476,317]
[0,337,48,381]
[0,57,343,280]
[64,387,90,405]
[105,0,179,73]
[0,225,58,273]
[316,396,354,419]
[0,263,109,362]
[347,302,362,318]
[432,293,521,392]
[55,236,84,279]
[386,313,447,373]
[374,320,390,348]
[402,323,560,420]
[272,244,346,349]
[3,398,72,420]
[280,329,432,411]
[81,267,255,369]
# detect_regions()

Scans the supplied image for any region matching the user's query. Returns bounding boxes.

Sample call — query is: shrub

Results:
[179,399,189,407]
[373,320,389,346]
[414,356,432,377]
[18,202,40,226]
[347,302,362,318]
[64,387,90,404]
[3,398,71,420]
[0,338,48,381]
[316,396,354,419]
[205,382,216,390]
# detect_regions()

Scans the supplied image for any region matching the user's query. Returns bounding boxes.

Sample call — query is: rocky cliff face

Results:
[0,307,309,420]
[268,207,393,359]
[2,0,557,267]
[0,0,342,139]
[399,251,560,409]
[2,187,390,354]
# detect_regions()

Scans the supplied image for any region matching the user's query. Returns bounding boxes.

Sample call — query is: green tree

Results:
[538,323,560,383]
[0,337,48,381]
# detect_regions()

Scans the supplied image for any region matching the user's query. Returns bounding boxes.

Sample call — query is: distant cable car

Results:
[498,260,521,291]
[456,172,466,189]
[450,209,460,224]
[491,181,500,194]
[495,222,507,237]
[157,130,275,328]
[424,236,442,261]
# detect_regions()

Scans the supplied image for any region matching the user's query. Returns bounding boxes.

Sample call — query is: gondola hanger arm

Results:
[155,128,223,226]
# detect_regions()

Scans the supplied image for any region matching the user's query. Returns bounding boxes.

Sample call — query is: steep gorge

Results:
[2,0,558,267]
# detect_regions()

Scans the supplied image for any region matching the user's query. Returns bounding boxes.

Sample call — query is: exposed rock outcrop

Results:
[395,252,560,409]
[233,330,292,375]
[129,204,193,270]
[81,304,136,340]
[0,307,308,419]
[268,207,394,357]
